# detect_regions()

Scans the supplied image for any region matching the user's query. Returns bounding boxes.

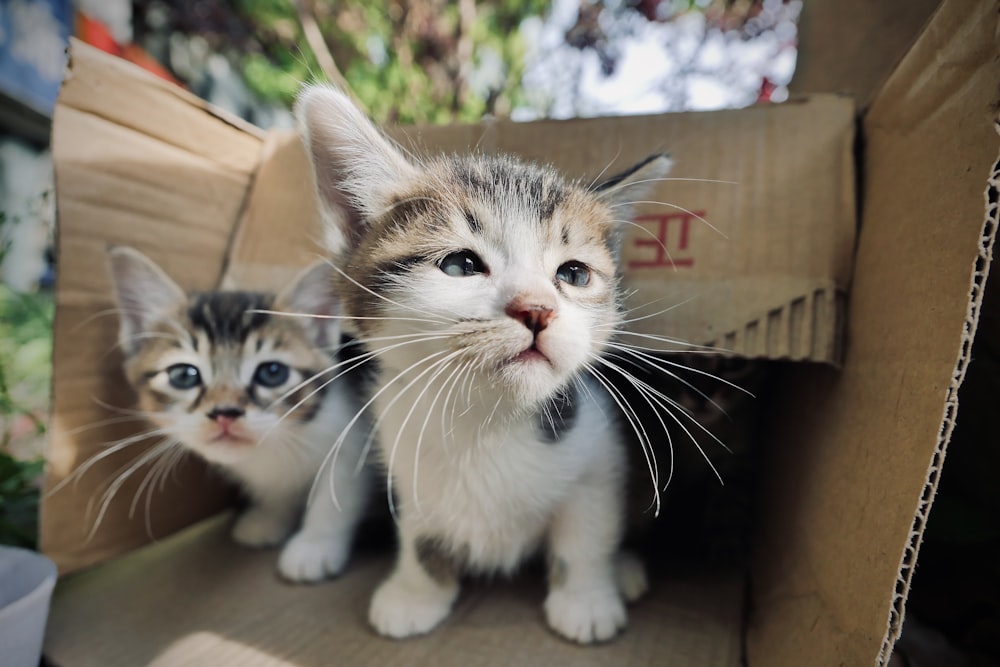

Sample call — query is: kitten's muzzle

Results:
[206,406,245,429]
[505,300,555,335]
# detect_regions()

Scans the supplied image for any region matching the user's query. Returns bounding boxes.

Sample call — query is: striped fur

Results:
[108,247,373,583]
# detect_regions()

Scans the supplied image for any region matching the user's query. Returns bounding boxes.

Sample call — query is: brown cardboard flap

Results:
[226,97,856,363]
[747,1,1000,664]
[792,0,941,108]
[45,515,744,667]
[43,41,264,573]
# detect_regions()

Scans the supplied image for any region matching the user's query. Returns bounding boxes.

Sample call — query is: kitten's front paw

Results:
[615,551,649,603]
[231,509,292,548]
[544,587,626,644]
[368,577,457,639]
[278,532,349,583]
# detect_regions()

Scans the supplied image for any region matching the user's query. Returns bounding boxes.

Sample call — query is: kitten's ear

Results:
[274,261,342,350]
[593,153,673,211]
[295,85,416,255]
[107,246,187,355]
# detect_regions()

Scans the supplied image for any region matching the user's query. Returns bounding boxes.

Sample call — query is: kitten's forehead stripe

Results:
[448,156,567,224]
[188,292,274,346]
[464,210,482,235]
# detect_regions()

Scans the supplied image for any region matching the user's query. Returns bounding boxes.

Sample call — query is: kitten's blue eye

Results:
[556,262,591,287]
[166,364,201,390]
[439,250,486,277]
[254,361,290,388]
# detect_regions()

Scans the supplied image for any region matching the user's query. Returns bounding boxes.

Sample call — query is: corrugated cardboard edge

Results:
[703,285,845,364]
[878,136,1000,663]
[746,1,1000,663]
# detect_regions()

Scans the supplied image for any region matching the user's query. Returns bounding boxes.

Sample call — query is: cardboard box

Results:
[39,0,1000,663]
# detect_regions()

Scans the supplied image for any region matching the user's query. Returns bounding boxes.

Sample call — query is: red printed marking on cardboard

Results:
[627,211,702,270]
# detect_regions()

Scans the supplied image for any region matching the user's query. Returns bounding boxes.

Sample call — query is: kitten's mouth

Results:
[512,343,551,365]
[210,430,253,446]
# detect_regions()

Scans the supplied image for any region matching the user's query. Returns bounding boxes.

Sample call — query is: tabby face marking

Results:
[329,154,624,408]
[109,248,339,466]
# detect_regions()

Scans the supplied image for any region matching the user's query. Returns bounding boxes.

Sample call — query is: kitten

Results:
[295,85,671,643]
[107,246,372,583]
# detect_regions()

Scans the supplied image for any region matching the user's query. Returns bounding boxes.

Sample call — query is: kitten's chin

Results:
[195,440,256,466]
[190,429,257,465]
[494,350,576,408]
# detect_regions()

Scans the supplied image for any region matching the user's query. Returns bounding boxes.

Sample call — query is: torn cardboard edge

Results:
[61,37,267,146]
[879,139,1000,663]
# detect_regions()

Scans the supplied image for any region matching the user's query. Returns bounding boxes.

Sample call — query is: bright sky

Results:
[515,0,800,120]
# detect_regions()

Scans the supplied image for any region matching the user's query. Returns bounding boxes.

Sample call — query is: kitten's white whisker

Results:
[602,330,738,356]
[589,354,675,495]
[90,396,170,418]
[129,441,173,519]
[394,352,464,515]
[612,296,700,327]
[611,175,739,187]
[584,363,660,515]
[147,445,188,539]
[420,359,466,447]
[369,351,463,518]
[319,257,456,324]
[603,346,731,416]
[612,218,678,269]
[611,200,727,239]
[603,355,732,452]
[596,356,729,485]
[310,348,453,512]
[584,363,660,492]
[585,146,624,191]
[61,414,154,437]
[247,308,447,327]
[70,306,130,333]
[86,438,173,542]
[47,426,175,497]
[613,344,753,397]
[268,334,451,431]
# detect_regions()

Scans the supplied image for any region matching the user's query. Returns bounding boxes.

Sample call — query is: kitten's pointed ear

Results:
[295,85,416,255]
[107,246,187,355]
[274,261,342,350]
[594,153,673,211]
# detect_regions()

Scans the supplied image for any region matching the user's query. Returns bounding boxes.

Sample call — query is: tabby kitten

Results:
[296,85,671,643]
[107,246,371,582]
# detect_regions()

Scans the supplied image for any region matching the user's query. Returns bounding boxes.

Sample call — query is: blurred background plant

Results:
[0,208,53,550]
[128,0,798,125]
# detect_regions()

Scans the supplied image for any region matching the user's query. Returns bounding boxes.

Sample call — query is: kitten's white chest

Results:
[376,386,614,573]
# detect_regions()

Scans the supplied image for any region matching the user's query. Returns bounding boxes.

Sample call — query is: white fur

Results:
[107,248,373,582]
[368,378,630,642]
[295,84,671,643]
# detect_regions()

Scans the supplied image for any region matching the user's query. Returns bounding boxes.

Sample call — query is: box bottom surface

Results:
[44,514,744,666]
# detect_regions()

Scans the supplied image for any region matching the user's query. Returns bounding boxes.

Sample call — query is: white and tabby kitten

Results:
[107,246,371,583]
[296,86,671,643]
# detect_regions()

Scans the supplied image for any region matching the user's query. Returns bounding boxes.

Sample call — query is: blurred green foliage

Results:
[234,0,547,124]
[0,217,53,548]
[0,453,44,548]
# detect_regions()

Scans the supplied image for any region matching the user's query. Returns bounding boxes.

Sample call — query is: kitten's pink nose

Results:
[207,406,244,430]
[505,300,556,334]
